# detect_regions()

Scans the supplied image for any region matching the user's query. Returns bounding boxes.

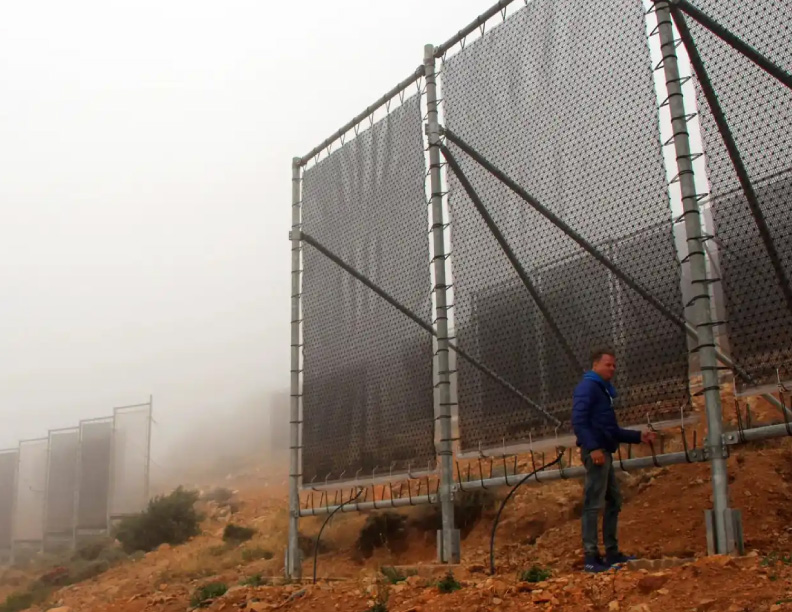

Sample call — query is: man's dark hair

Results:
[590,347,616,365]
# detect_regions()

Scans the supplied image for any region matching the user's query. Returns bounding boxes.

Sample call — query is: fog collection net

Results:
[0,451,17,551]
[76,421,112,530]
[110,407,150,517]
[441,0,689,450]
[45,430,79,538]
[688,0,792,390]
[301,95,435,483]
[14,440,48,543]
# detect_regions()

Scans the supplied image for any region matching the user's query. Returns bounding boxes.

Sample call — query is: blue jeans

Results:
[581,448,622,557]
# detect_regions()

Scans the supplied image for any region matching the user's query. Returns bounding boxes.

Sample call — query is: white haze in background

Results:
[0,0,492,478]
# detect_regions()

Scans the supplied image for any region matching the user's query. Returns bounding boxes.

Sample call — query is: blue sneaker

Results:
[583,555,611,573]
[606,551,636,567]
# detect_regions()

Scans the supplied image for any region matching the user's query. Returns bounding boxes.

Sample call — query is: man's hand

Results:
[641,431,657,445]
[590,449,606,465]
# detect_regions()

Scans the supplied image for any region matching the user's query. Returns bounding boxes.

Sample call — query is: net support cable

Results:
[439,143,584,376]
[672,0,792,91]
[670,6,792,321]
[441,125,792,419]
[294,229,560,427]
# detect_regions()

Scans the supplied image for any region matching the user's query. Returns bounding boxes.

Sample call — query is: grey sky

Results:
[0,0,491,466]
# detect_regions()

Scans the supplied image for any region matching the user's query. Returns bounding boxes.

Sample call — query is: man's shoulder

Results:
[573,378,598,396]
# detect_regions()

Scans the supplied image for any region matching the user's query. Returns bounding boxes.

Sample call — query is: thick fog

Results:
[0,0,491,480]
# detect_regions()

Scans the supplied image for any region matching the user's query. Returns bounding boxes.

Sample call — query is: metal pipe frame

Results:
[655,1,732,553]
[433,0,520,58]
[723,422,792,445]
[299,416,792,519]
[144,395,153,508]
[299,448,706,517]
[672,0,792,91]
[671,7,792,320]
[298,67,425,166]
[287,158,303,579]
[425,44,459,564]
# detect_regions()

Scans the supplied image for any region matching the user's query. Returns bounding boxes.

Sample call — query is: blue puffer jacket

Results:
[571,371,641,453]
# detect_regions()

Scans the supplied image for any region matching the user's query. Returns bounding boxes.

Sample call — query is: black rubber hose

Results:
[490,450,565,575]
[312,488,364,584]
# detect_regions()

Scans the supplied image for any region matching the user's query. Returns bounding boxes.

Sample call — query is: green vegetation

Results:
[436,571,462,594]
[222,524,256,544]
[115,487,201,553]
[242,547,274,562]
[519,564,551,583]
[190,582,228,608]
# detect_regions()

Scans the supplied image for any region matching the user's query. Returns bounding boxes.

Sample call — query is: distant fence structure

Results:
[0,397,153,563]
[287,0,792,577]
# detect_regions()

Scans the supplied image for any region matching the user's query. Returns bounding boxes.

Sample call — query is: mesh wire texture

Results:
[687,0,792,390]
[110,406,150,517]
[0,451,17,551]
[76,421,112,530]
[13,440,48,543]
[301,94,435,484]
[45,430,79,537]
[441,0,689,451]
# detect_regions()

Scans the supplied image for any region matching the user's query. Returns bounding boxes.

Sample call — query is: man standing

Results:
[572,348,656,573]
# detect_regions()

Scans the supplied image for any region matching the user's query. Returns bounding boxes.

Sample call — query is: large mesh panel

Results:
[110,406,150,517]
[45,430,79,538]
[76,420,112,531]
[0,450,17,553]
[13,439,48,543]
[301,95,434,483]
[442,0,689,450]
[686,1,792,389]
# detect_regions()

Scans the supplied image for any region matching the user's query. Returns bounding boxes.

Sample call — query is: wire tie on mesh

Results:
[685,293,711,307]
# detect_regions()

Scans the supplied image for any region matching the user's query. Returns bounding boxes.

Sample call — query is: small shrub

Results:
[762,552,792,567]
[222,524,256,544]
[208,544,231,557]
[190,582,228,608]
[0,591,35,612]
[369,574,390,612]
[356,513,408,558]
[409,489,496,538]
[519,565,551,583]
[116,487,201,553]
[298,534,331,557]
[436,571,461,594]
[202,487,234,504]
[240,573,268,587]
[380,566,405,584]
[0,584,51,612]
[242,547,274,562]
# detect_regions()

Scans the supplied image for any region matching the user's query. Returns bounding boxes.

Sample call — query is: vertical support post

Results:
[287,157,303,579]
[424,44,459,564]
[107,409,116,533]
[144,395,153,508]
[655,1,736,554]
[42,435,52,553]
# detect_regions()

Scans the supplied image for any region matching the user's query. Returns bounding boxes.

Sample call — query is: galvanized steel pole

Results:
[655,1,734,554]
[424,44,459,564]
[287,158,303,578]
